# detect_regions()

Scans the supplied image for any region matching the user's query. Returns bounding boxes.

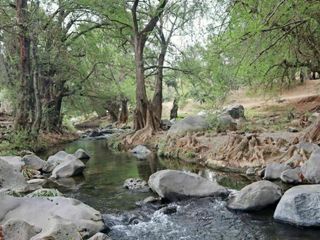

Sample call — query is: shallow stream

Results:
[44,139,320,240]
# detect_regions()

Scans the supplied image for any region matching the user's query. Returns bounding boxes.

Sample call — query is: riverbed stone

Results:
[216,114,237,132]
[246,167,256,176]
[168,115,209,136]
[74,148,90,160]
[0,156,24,169]
[0,158,29,193]
[21,154,46,171]
[274,185,320,227]
[280,167,302,184]
[227,180,282,211]
[43,151,70,172]
[148,170,228,201]
[123,178,148,191]
[50,158,85,179]
[0,195,105,238]
[3,219,41,240]
[130,145,152,159]
[301,149,320,183]
[264,163,290,180]
[88,232,111,240]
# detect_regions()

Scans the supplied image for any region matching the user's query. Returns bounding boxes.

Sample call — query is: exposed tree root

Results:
[302,116,320,143]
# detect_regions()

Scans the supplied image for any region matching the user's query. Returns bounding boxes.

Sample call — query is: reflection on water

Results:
[43,139,252,212]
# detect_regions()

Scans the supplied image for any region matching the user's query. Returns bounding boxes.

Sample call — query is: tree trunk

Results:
[152,46,166,129]
[105,100,120,123]
[41,94,63,132]
[31,38,42,136]
[170,97,179,120]
[119,98,128,124]
[14,0,33,131]
[133,35,148,130]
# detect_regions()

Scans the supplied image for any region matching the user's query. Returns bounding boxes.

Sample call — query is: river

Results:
[44,139,320,240]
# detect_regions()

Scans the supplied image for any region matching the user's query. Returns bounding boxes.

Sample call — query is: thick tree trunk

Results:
[41,94,63,132]
[134,35,148,130]
[119,98,128,124]
[105,100,120,122]
[14,0,33,130]
[152,46,166,129]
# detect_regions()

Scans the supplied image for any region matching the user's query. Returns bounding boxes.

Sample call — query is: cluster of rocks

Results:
[167,104,245,137]
[0,149,111,239]
[83,127,127,139]
[144,167,320,228]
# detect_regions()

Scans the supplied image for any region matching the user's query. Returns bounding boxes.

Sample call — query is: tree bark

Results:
[170,97,179,120]
[133,35,148,130]
[119,98,128,124]
[14,0,33,131]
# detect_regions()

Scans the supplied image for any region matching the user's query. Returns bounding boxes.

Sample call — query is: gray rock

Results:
[43,151,70,172]
[142,196,161,204]
[274,185,320,227]
[295,141,320,154]
[168,115,209,136]
[227,180,282,211]
[0,156,24,169]
[0,158,29,193]
[257,168,265,178]
[264,163,290,180]
[3,219,41,240]
[222,105,245,119]
[216,114,237,132]
[0,195,105,238]
[246,168,255,176]
[160,119,172,130]
[50,158,85,179]
[280,167,302,184]
[123,178,148,191]
[288,127,299,133]
[88,232,111,240]
[74,148,90,160]
[148,170,228,201]
[21,154,46,171]
[27,179,47,189]
[130,145,152,159]
[301,149,320,183]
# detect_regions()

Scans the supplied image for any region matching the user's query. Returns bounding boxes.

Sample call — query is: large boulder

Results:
[301,149,320,183]
[0,195,105,239]
[43,151,70,172]
[148,170,228,201]
[274,185,320,227]
[0,156,24,169]
[130,145,152,159]
[0,158,29,193]
[264,163,290,180]
[50,158,85,179]
[168,115,209,136]
[74,148,90,160]
[3,219,41,240]
[21,154,46,171]
[280,167,302,184]
[227,180,282,211]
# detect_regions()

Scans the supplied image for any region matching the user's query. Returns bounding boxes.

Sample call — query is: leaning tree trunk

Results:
[42,94,63,132]
[14,0,33,131]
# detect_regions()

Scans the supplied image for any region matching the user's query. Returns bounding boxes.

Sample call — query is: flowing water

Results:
[45,139,320,240]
